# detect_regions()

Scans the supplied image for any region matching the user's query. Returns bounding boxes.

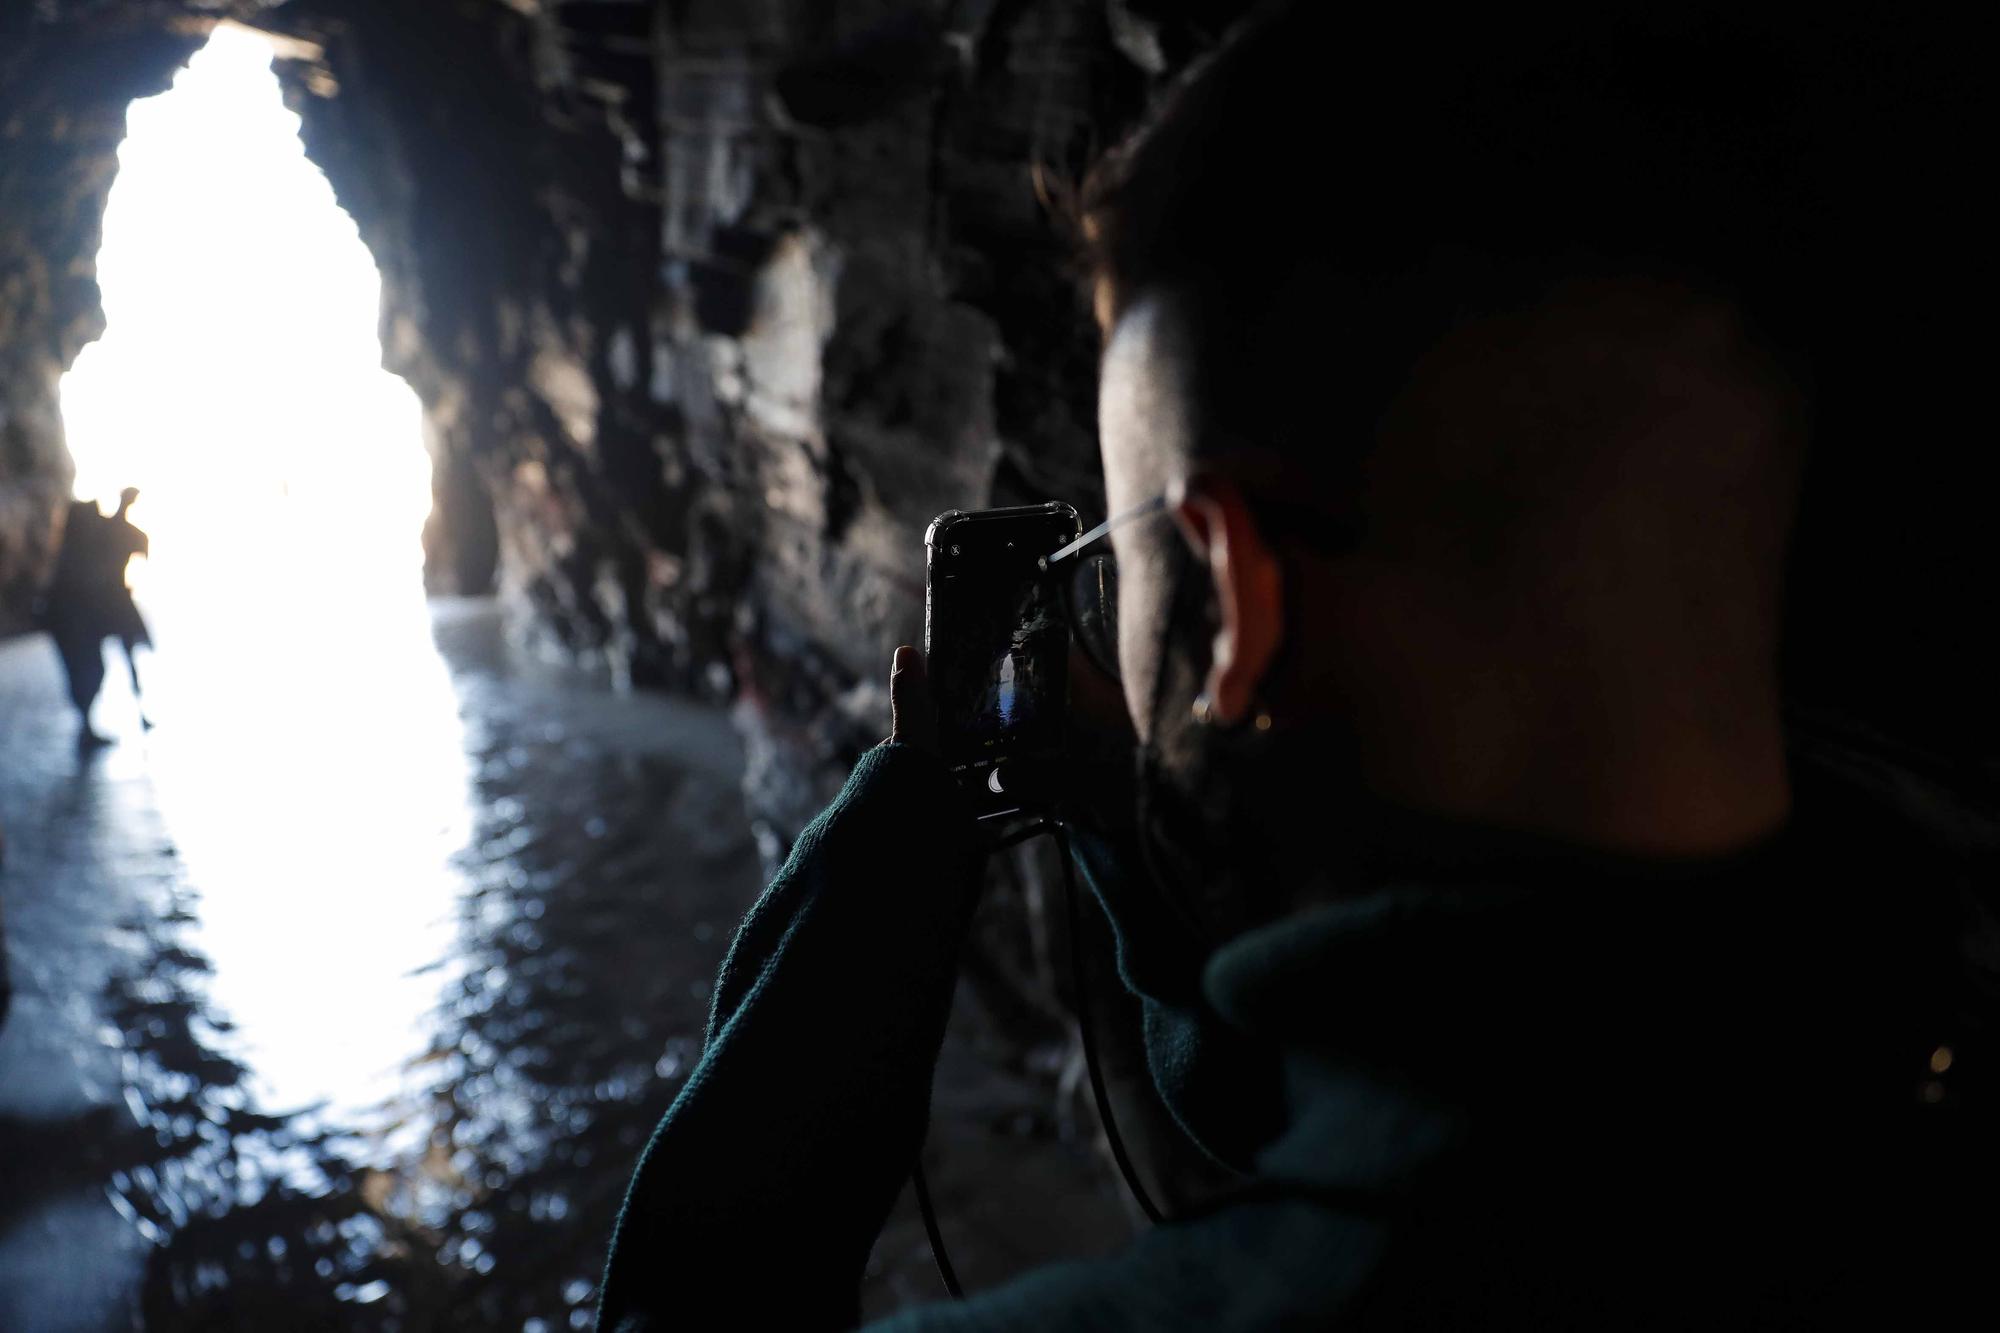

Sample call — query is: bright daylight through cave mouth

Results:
[48,20,473,1200]
[61,23,432,637]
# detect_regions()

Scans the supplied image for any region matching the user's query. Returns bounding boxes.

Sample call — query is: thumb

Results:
[890,645,938,753]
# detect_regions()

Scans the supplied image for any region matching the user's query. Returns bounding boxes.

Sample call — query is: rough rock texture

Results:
[267,1,664,647]
[648,0,1150,840]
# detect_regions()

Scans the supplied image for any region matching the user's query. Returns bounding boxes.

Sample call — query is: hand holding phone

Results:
[889,645,938,753]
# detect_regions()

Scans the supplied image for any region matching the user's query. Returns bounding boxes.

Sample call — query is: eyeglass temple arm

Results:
[1043,493,1170,567]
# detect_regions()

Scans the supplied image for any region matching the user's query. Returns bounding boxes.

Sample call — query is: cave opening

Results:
[45,23,478,1171]
[58,22,433,643]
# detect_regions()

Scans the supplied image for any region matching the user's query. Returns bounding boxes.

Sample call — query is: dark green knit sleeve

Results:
[598,742,983,1331]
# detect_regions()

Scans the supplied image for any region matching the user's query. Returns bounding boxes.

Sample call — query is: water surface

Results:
[0,596,761,1330]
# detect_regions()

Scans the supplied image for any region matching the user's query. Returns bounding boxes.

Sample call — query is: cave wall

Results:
[265,1,667,652]
[263,0,1225,837]
[645,1,1161,840]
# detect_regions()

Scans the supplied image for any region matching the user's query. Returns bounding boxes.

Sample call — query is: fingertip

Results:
[893,644,918,674]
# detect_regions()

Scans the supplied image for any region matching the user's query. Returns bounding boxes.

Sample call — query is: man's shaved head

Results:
[1073,1,2000,892]
[1084,4,1989,762]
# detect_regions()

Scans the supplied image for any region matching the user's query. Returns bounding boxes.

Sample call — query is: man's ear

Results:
[1171,475,1283,725]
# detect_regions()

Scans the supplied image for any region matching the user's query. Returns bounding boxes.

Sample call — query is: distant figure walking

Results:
[44,499,112,743]
[102,487,154,723]
[41,489,153,744]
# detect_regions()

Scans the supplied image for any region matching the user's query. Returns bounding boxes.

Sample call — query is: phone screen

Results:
[926,505,1079,767]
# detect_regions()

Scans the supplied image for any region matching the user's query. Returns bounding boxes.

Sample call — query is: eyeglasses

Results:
[1045,493,1172,685]
[1044,478,1359,685]
[1045,492,1170,567]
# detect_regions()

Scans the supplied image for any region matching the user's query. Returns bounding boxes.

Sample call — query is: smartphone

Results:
[924,503,1081,801]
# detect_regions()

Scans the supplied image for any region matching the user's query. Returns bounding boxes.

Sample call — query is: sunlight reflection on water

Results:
[4,588,769,1326]
[134,579,475,1167]
[52,17,462,1173]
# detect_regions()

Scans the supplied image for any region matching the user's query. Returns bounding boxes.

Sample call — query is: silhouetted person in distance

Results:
[42,489,151,744]
[598,7,1991,1329]
[44,499,113,744]
[101,486,153,728]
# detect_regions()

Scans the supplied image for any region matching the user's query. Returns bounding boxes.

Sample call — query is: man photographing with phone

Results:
[599,5,1989,1327]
